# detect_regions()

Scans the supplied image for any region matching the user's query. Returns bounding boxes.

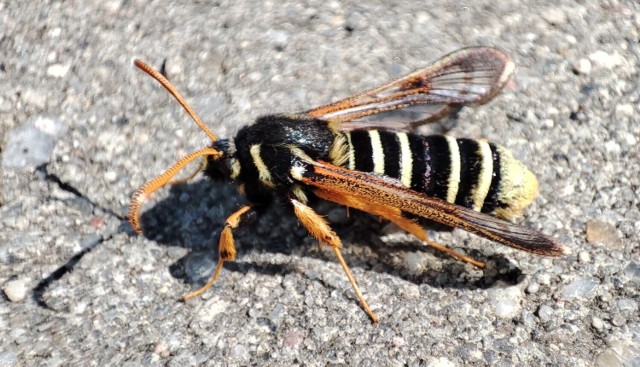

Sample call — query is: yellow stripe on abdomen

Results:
[472,140,494,211]
[397,132,413,188]
[368,130,385,174]
[445,135,460,203]
[345,132,356,170]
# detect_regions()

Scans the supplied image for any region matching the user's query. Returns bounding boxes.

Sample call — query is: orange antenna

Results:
[133,59,218,142]
[128,147,222,234]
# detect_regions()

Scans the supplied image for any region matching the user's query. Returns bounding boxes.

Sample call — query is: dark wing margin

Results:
[305,47,515,131]
[291,159,570,256]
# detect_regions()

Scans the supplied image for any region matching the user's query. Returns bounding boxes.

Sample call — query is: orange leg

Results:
[313,189,485,268]
[182,205,253,301]
[386,215,485,269]
[168,157,207,186]
[290,198,379,323]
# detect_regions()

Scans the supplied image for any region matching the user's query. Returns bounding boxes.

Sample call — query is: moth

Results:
[129,47,570,323]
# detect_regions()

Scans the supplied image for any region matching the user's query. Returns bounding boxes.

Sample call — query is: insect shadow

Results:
[135,177,524,296]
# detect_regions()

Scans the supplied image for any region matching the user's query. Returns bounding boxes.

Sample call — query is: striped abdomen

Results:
[330,130,539,220]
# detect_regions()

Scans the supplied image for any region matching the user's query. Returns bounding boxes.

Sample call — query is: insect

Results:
[128,47,570,323]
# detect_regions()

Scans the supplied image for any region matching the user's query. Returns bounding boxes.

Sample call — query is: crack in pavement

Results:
[31,164,128,309]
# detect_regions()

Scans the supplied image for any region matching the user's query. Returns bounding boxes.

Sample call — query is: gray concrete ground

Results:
[1,1,639,366]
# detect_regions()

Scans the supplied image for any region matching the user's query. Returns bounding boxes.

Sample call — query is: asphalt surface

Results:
[1,1,639,366]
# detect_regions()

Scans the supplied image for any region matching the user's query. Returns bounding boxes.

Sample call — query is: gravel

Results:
[2,1,639,366]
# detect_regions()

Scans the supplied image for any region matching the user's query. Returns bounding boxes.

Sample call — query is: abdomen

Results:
[330,130,539,220]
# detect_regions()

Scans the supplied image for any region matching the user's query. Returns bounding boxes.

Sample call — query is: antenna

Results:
[133,59,218,142]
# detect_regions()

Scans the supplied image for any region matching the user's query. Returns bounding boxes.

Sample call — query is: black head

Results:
[204,139,233,181]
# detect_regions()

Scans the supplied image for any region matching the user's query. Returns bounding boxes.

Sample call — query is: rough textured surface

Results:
[1,1,639,366]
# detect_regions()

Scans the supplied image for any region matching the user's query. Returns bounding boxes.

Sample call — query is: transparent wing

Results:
[305,47,514,131]
[293,159,570,256]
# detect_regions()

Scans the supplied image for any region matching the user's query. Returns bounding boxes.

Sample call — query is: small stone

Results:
[2,125,54,167]
[282,330,302,350]
[547,106,560,115]
[164,334,186,354]
[46,63,71,78]
[50,184,77,201]
[2,116,67,169]
[0,97,11,113]
[166,246,188,259]
[495,299,519,318]
[4,279,28,302]
[591,317,604,330]
[572,58,592,75]
[0,351,19,367]
[404,252,426,275]
[586,220,621,248]
[426,357,455,367]
[345,7,368,31]
[167,351,196,367]
[604,140,620,153]
[229,344,249,360]
[270,30,289,51]
[47,27,62,38]
[488,284,523,319]
[611,315,626,327]
[179,192,190,203]
[103,0,122,13]
[620,131,637,146]
[326,207,348,224]
[589,50,624,69]
[615,103,634,118]
[393,336,406,347]
[616,298,638,312]
[184,251,216,284]
[165,59,183,78]
[154,342,171,358]
[541,7,567,25]
[23,88,47,109]
[578,251,591,263]
[561,276,599,298]
[623,262,640,284]
[537,305,554,322]
[195,299,229,323]
[401,283,420,299]
[595,340,639,367]
[525,109,538,122]
[541,118,555,128]
[33,116,67,137]
[269,303,285,325]
[538,273,551,285]
[103,171,118,182]
[526,282,540,294]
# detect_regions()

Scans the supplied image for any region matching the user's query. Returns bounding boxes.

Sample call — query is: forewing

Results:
[305,47,514,131]
[292,160,570,256]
